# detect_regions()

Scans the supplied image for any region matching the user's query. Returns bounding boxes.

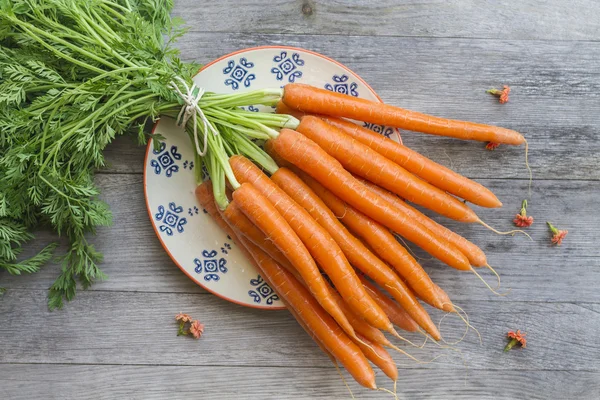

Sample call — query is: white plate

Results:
[144,46,400,309]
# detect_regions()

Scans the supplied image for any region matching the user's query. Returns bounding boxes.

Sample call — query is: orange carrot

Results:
[269,129,471,271]
[231,182,358,339]
[195,181,235,236]
[360,178,487,268]
[359,276,419,333]
[355,333,398,382]
[271,166,440,338]
[276,101,501,208]
[196,182,337,361]
[296,116,478,222]
[240,236,376,389]
[221,200,295,270]
[291,169,450,311]
[282,83,525,145]
[276,100,305,119]
[230,156,393,333]
[321,116,502,208]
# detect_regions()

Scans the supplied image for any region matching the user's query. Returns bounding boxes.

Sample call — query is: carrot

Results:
[230,156,394,334]
[355,333,398,382]
[359,276,419,333]
[240,237,376,389]
[321,116,502,208]
[195,181,236,236]
[271,166,440,339]
[196,182,337,359]
[276,101,502,208]
[296,116,478,222]
[269,129,471,271]
[221,200,295,270]
[328,282,391,347]
[359,178,487,268]
[219,191,408,345]
[276,100,305,119]
[282,83,525,145]
[231,182,358,339]
[290,169,450,311]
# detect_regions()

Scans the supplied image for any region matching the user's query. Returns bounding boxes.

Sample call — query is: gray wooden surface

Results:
[1,1,599,399]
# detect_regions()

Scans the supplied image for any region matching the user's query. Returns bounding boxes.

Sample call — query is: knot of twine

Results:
[168,76,218,156]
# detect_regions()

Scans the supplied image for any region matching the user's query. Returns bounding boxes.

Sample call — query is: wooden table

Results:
[2,1,600,399]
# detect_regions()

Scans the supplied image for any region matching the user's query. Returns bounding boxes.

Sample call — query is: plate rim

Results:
[144,45,397,310]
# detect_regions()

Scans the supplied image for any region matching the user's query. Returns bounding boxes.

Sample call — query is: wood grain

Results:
[1,289,599,372]
[2,2,599,399]
[1,364,598,400]
[169,0,600,41]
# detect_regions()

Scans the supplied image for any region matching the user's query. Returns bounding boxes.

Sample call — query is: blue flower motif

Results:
[223,57,255,90]
[248,275,279,305]
[150,142,182,177]
[188,206,199,216]
[220,242,232,254]
[155,202,187,236]
[182,160,195,170]
[271,51,304,83]
[194,249,228,282]
[325,74,359,97]
[363,122,394,138]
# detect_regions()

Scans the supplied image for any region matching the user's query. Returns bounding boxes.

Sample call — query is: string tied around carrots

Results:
[169,76,219,156]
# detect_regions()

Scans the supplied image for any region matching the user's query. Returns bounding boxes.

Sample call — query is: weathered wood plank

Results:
[1,289,599,372]
[169,0,600,41]
[103,33,600,180]
[2,175,598,303]
[1,364,599,400]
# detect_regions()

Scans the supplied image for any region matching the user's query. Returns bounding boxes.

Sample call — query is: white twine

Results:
[168,76,219,156]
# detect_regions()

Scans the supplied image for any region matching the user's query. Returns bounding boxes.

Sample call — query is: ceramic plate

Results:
[144,46,400,309]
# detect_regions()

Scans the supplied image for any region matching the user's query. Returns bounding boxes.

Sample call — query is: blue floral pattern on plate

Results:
[248,275,279,305]
[194,250,228,281]
[271,51,304,83]
[325,74,359,97]
[150,142,182,177]
[363,122,394,138]
[155,202,187,236]
[223,57,256,90]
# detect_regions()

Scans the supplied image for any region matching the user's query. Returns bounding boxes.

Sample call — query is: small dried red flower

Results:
[547,222,568,245]
[505,330,527,352]
[514,200,533,227]
[189,320,205,339]
[175,312,195,336]
[487,85,511,104]
[175,313,192,323]
[486,142,500,151]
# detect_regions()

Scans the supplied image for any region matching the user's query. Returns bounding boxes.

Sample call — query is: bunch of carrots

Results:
[189,83,527,392]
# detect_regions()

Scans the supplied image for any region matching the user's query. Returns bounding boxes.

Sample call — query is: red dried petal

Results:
[499,85,511,104]
[514,214,534,227]
[551,230,568,245]
[175,313,193,323]
[189,320,205,339]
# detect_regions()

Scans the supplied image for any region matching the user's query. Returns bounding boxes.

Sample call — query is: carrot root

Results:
[478,219,533,240]
[376,387,398,400]
[333,360,356,399]
[525,139,532,197]
[485,263,502,289]
[471,267,511,297]
[439,304,482,346]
